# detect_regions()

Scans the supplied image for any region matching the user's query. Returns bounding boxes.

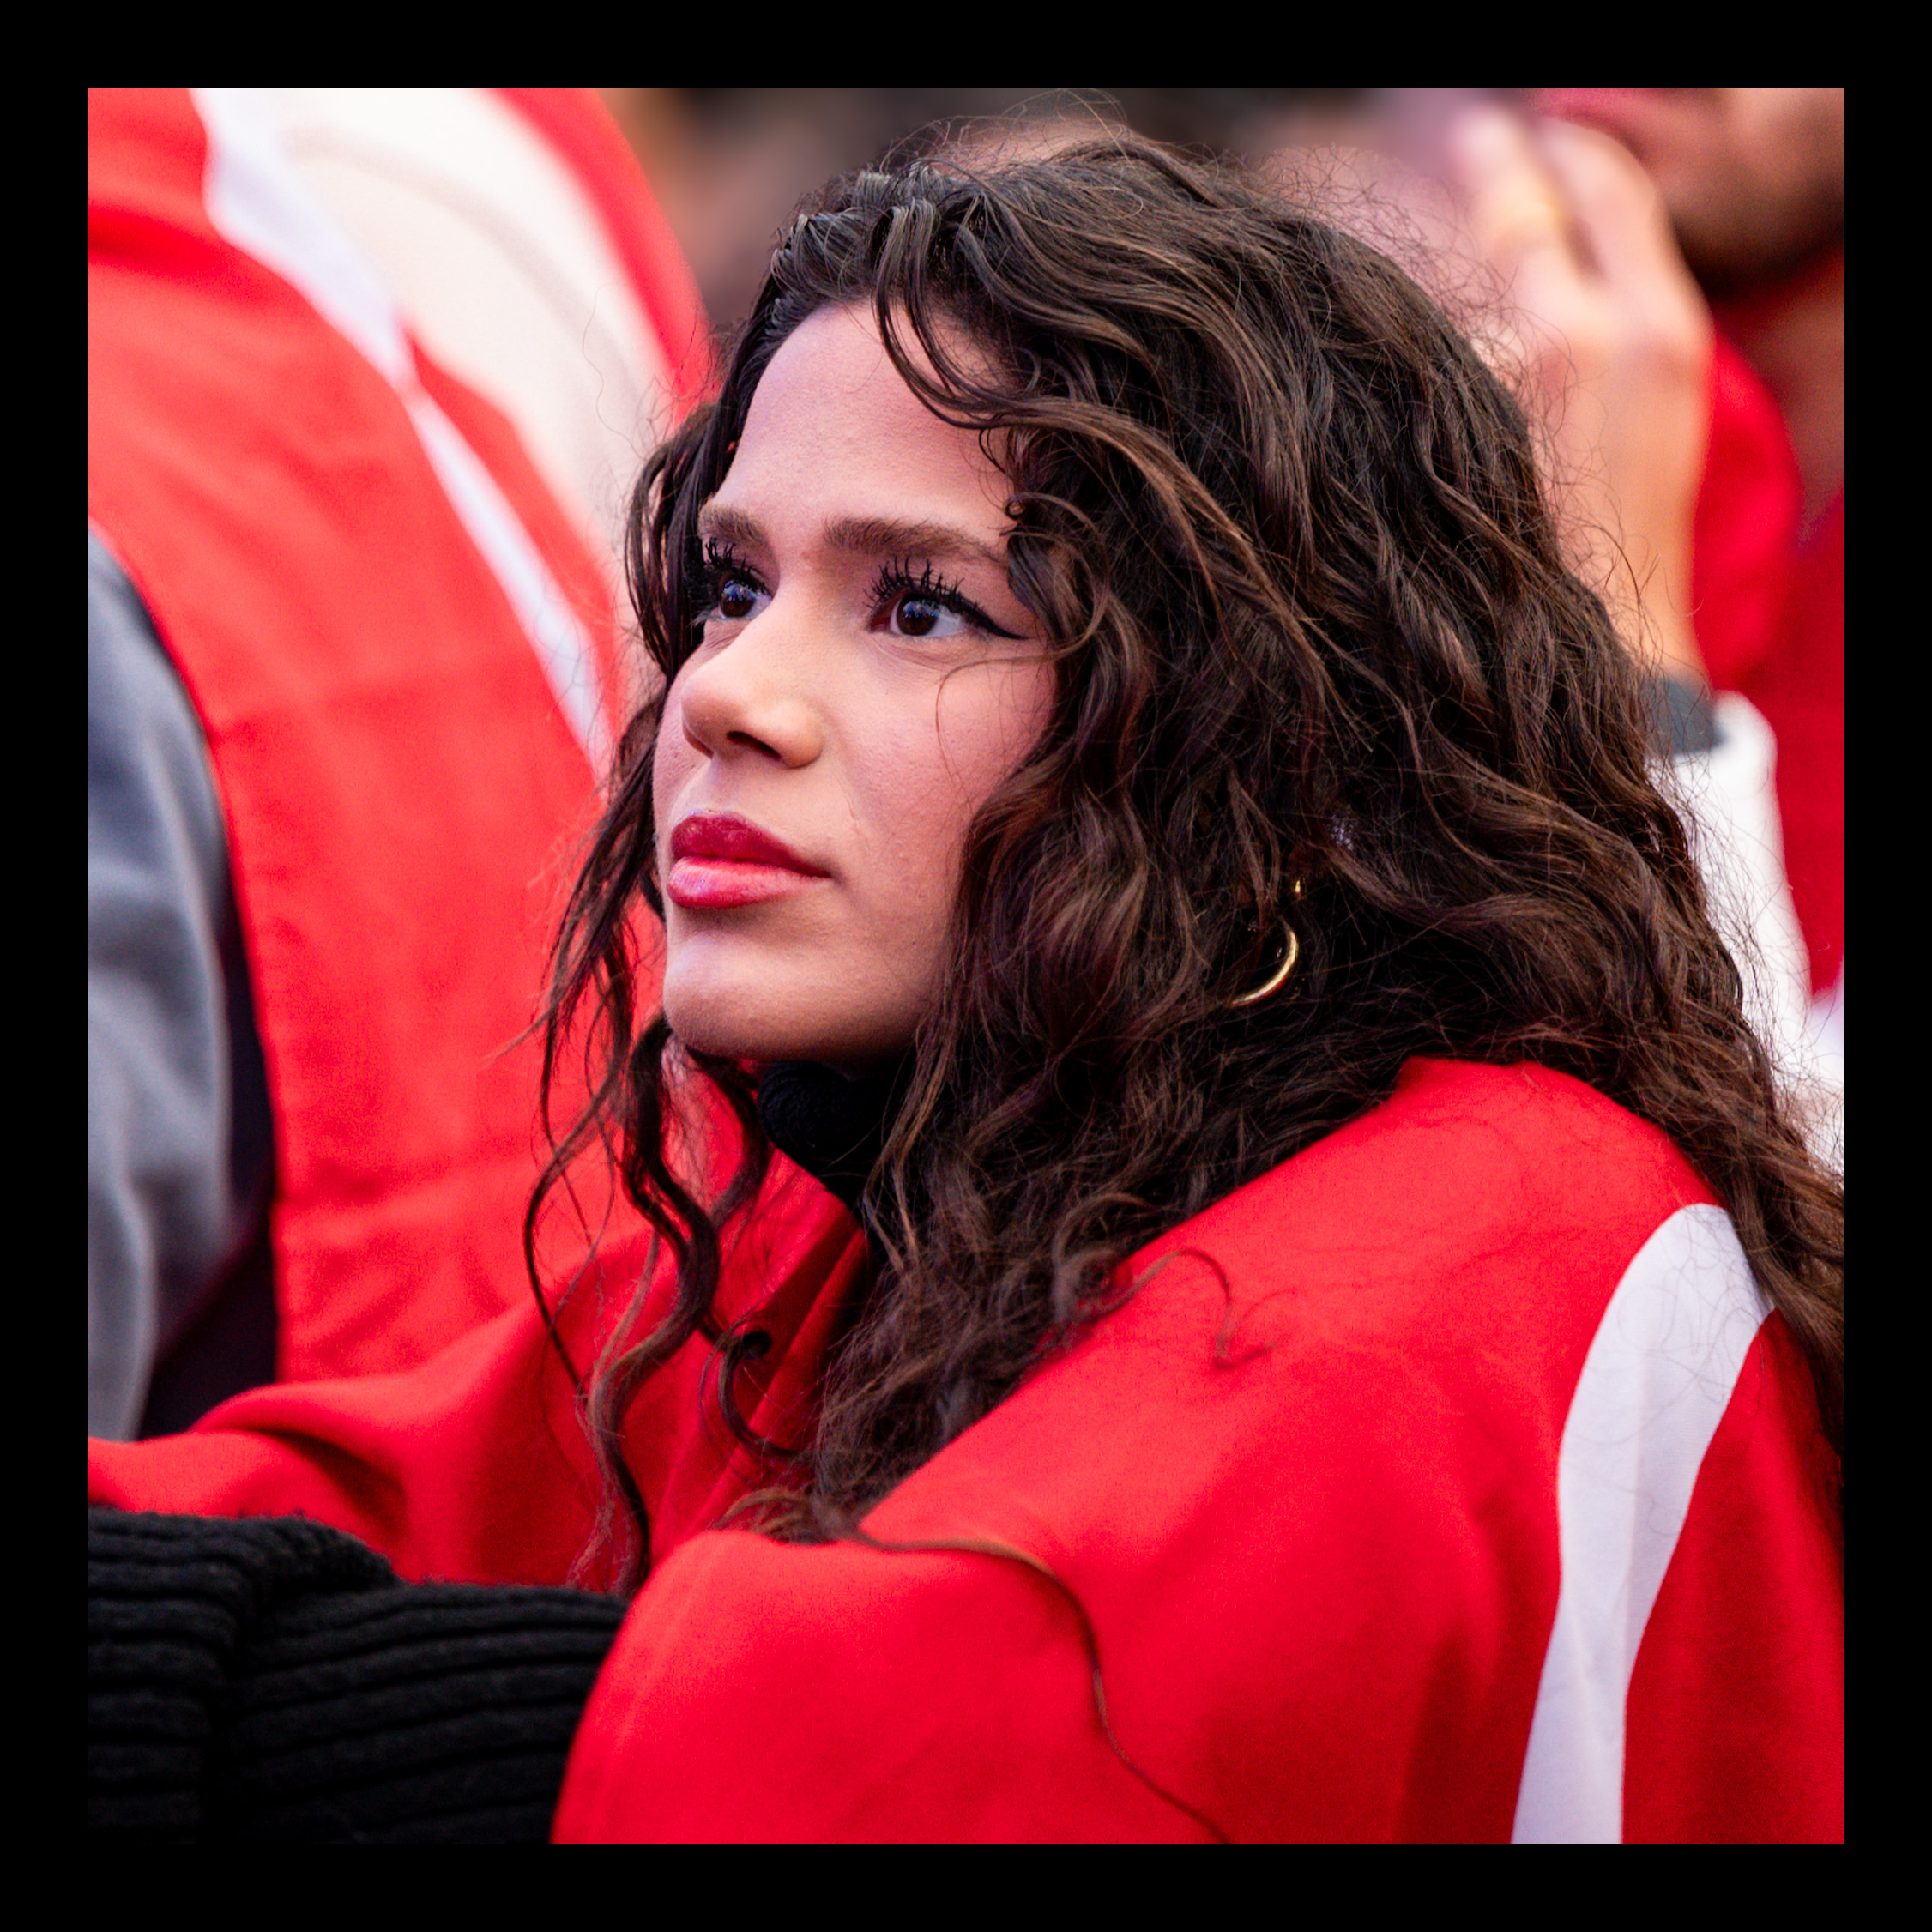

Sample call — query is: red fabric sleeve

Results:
[87,1258,612,1587]
[552,1340,1561,1845]
[88,1162,869,1591]
[558,1531,1209,1843]
[1623,1317,1844,1843]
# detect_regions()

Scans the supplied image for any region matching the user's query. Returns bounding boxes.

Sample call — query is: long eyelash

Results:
[869,557,1017,637]
[868,555,961,607]
[698,535,760,592]
[694,537,766,618]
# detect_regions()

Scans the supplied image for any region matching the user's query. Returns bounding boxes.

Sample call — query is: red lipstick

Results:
[667,812,829,909]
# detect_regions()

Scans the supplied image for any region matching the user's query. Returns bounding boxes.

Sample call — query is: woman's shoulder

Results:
[864,1053,1772,1694]
[1255,1053,1709,1221]
[896,1053,1764,1565]
[1135,1056,1721,1351]
[886,1054,1745,1527]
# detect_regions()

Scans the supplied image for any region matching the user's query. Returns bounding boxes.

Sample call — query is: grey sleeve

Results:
[88,531,270,1438]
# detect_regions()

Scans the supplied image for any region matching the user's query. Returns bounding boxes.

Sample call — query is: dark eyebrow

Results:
[824,515,1008,574]
[695,502,767,555]
[696,502,1008,575]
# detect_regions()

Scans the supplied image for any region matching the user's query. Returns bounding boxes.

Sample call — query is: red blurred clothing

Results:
[88,88,665,1381]
[1691,340,1844,993]
[1756,499,1844,993]
[91,1060,1842,1842]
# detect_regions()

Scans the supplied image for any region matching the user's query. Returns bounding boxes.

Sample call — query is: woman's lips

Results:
[667,812,829,909]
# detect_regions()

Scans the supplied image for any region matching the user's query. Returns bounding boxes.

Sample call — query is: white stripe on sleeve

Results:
[1511,1203,1766,1844]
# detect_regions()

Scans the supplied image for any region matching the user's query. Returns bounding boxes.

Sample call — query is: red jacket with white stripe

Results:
[88,1059,1844,1842]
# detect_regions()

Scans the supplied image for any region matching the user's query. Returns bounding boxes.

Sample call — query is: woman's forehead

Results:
[721,306,1013,542]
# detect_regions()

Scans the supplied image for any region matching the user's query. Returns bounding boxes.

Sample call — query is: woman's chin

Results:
[661,969,913,1072]
[662,990,784,1066]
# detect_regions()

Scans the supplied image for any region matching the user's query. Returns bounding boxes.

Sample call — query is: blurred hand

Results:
[1446,107,1714,687]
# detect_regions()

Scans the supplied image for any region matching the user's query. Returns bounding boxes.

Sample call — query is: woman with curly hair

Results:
[89,135,1841,1844]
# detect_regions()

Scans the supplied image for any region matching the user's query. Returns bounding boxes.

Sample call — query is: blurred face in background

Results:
[1537,88,1845,296]
[653,305,1051,1073]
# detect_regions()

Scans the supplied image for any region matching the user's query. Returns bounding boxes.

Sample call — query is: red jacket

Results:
[89,1060,1843,1842]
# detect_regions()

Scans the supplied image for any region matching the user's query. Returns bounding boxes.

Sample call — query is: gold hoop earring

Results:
[1230,921,1301,1009]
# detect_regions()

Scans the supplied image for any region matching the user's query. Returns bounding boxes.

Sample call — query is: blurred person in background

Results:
[1443,92,1837,1139]
[1474,88,1844,1132]
[1537,88,1843,1051]
[87,88,706,1438]
[1229,86,1841,1145]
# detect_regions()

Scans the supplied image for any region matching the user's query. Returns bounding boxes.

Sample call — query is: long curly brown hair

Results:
[529,135,1843,1592]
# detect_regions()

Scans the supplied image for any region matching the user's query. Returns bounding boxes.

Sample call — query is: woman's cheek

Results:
[651,689,696,834]
[872,659,1054,915]
[935,656,1055,806]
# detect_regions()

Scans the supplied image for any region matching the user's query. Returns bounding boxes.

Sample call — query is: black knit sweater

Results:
[88,1060,896,1842]
[88,1509,627,1842]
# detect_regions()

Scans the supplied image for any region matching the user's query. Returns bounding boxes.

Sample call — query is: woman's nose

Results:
[676,615,824,769]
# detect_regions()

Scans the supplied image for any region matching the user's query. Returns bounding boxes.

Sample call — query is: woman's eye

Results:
[890,594,966,639]
[712,576,763,622]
